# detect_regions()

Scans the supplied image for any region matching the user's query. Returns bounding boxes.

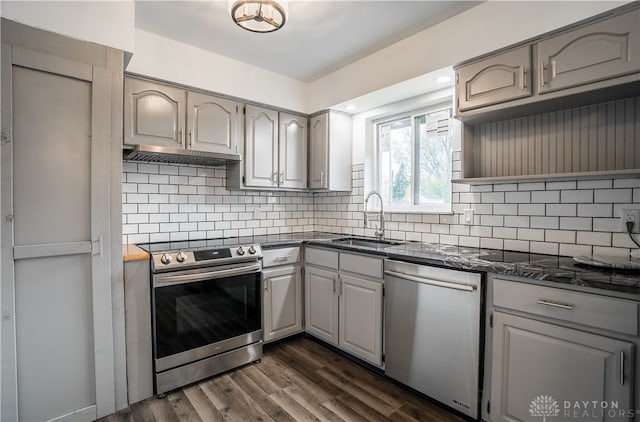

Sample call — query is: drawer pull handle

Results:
[620,351,625,386]
[274,256,289,262]
[535,299,573,310]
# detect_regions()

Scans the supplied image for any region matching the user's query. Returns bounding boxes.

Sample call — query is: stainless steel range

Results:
[143,240,263,394]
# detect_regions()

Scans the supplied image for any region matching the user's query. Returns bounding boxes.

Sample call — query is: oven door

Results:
[152,261,262,372]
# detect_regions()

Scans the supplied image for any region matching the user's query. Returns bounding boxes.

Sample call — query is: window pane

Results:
[415,109,452,206]
[378,117,412,207]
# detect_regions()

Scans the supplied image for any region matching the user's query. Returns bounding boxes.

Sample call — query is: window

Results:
[375,105,453,213]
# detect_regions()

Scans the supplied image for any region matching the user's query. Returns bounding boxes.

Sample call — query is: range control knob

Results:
[176,251,187,262]
[236,246,245,256]
[248,245,256,255]
[160,253,172,265]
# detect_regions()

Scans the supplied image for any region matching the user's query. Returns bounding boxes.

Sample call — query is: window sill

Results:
[384,208,453,215]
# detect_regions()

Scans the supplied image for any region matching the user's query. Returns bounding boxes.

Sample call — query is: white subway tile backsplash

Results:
[122,161,637,258]
[577,203,612,217]
[546,204,576,217]
[576,231,611,247]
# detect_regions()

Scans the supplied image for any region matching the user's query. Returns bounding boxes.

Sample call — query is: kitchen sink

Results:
[331,237,403,248]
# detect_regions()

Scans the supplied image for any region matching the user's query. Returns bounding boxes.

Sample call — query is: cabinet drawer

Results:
[493,278,639,335]
[305,247,338,270]
[339,252,383,279]
[262,247,300,268]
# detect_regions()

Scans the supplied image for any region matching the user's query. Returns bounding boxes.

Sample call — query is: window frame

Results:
[372,102,453,214]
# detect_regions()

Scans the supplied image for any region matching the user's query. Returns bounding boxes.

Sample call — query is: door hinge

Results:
[382,286,385,297]
[382,353,385,364]
[489,313,493,328]
[243,106,246,114]
[487,400,491,414]
[242,176,246,184]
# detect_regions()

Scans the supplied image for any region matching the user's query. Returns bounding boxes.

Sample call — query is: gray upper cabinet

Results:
[309,111,352,191]
[454,5,640,122]
[456,45,532,112]
[234,106,308,190]
[279,113,307,189]
[124,76,241,155]
[244,104,279,188]
[186,91,240,155]
[538,8,640,94]
[124,78,186,148]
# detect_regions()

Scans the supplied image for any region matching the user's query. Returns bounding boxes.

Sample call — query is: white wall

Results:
[308,0,628,111]
[0,1,135,53]
[126,29,309,113]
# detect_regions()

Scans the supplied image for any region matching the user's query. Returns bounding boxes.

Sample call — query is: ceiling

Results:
[135,1,482,82]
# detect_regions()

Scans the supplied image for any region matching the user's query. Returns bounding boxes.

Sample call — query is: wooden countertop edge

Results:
[123,244,150,262]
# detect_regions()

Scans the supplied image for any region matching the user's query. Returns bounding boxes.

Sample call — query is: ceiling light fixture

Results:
[228,0,288,33]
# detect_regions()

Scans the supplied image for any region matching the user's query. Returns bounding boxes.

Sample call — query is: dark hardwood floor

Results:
[101,337,466,422]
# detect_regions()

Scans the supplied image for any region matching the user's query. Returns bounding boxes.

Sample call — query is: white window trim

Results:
[370,101,454,214]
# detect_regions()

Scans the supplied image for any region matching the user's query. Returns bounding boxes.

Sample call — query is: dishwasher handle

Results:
[384,270,477,292]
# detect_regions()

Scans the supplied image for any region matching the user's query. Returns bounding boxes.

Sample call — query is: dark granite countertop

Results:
[138,231,640,297]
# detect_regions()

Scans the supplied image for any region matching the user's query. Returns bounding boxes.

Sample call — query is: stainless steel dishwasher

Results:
[384,259,482,419]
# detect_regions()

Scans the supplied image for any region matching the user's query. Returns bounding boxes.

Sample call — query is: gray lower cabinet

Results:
[489,277,638,422]
[491,312,633,422]
[537,8,640,94]
[304,247,383,366]
[262,247,304,343]
[456,45,532,112]
[304,265,340,346]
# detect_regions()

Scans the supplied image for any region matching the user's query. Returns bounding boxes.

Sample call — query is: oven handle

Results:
[154,262,262,287]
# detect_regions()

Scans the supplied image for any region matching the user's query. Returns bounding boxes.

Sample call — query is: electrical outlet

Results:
[620,208,640,233]
[463,209,474,225]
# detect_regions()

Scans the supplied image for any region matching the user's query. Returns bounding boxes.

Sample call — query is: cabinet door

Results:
[456,45,531,112]
[279,113,307,189]
[538,9,640,94]
[186,91,240,155]
[491,312,634,422]
[309,114,329,189]
[245,105,278,188]
[338,275,383,366]
[263,266,303,343]
[124,77,186,148]
[304,266,339,346]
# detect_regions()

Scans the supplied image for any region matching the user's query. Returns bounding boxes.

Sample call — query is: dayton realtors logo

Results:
[529,395,636,420]
[529,395,560,421]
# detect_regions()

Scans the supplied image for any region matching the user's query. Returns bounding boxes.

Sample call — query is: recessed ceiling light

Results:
[345,104,357,111]
[435,75,452,84]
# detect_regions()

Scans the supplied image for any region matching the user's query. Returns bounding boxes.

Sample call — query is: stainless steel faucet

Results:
[364,190,385,240]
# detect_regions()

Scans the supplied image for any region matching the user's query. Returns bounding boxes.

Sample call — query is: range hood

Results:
[123,144,240,166]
